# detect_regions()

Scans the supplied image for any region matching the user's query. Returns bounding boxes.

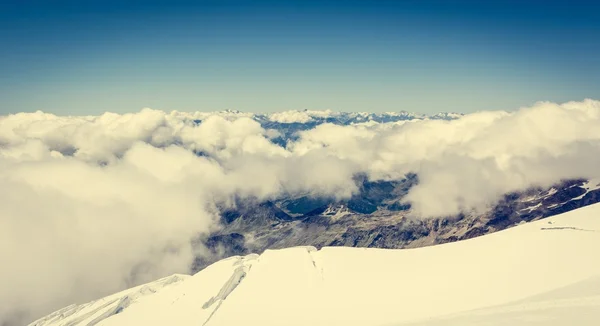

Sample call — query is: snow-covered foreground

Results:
[30,204,600,326]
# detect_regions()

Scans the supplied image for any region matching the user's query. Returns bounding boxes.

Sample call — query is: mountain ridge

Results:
[193,177,600,272]
[31,203,600,326]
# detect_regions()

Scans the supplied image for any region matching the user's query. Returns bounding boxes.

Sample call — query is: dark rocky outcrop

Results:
[192,178,600,273]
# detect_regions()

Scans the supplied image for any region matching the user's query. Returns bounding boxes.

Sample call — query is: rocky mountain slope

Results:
[194,177,600,272]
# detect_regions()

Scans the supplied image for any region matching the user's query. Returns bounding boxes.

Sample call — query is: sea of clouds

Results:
[2,99,600,325]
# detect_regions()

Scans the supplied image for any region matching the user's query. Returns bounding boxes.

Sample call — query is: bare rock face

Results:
[192,177,600,273]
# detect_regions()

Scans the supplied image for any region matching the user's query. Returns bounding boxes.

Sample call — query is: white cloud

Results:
[0,144,220,325]
[2,99,600,324]
[268,110,314,123]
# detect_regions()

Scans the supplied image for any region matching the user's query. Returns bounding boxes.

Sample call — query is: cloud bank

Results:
[1,99,600,324]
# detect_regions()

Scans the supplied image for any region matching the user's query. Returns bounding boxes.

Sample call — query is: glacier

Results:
[30,203,600,326]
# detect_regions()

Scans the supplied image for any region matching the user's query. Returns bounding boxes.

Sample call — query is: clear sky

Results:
[1,0,599,115]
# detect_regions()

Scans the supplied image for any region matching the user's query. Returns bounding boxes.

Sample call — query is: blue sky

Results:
[1,0,599,115]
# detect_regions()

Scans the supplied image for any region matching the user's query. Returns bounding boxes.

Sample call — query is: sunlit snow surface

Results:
[31,204,600,326]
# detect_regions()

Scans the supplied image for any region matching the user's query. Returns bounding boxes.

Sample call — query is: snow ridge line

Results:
[306,246,325,280]
[36,299,121,326]
[85,296,131,326]
[541,226,599,232]
[201,254,258,326]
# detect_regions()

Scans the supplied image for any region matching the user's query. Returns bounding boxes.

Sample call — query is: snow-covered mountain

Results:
[183,109,462,146]
[31,203,600,326]
[183,109,462,125]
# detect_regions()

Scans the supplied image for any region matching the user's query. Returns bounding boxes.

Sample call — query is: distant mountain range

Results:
[187,109,463,125]
[183,109,463,146]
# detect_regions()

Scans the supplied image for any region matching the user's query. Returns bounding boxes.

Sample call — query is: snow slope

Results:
[30,204,600,326]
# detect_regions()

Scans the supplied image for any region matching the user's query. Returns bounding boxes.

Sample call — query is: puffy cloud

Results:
[399,100,600,216]
[0,143,222,325]
[268,110,314,123]
[289,100,600,216]
[268,109,345,123]
[2,99,600,324]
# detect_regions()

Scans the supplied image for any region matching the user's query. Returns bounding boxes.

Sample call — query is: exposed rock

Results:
[192,178,600,273]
